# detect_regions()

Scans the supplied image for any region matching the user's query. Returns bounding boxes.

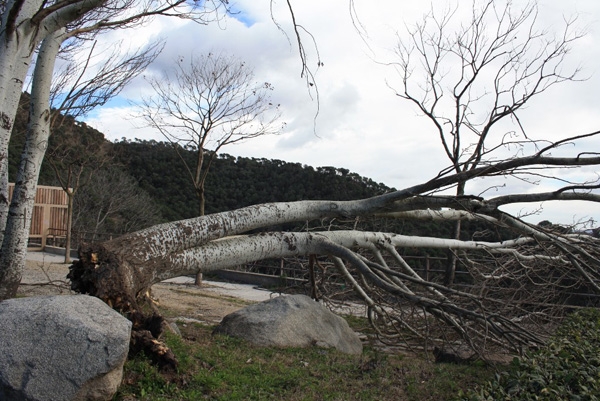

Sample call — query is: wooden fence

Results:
[7,184,68,250]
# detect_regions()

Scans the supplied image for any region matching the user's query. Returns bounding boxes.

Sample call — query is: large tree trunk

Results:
[66,201,386,308]
[67,226,538,308]
[68,221,596,356]
[0,0,45,239]
[65,152,600,362]
[0,30,63,300]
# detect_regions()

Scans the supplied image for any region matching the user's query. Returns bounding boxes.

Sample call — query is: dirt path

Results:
[19,253,280,325]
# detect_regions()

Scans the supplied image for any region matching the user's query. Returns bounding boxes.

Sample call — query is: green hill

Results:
[111,138,392,221]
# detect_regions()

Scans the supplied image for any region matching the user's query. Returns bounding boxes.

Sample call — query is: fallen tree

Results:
[68,133,600,362]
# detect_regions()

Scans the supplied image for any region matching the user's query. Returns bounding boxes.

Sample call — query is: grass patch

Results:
[114,319,496,401]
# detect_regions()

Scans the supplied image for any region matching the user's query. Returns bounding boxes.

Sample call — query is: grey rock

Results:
[213,294,362,354]
[0,295,132,401]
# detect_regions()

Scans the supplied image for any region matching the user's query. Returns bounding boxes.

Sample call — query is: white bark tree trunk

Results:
[65,151,600,356]
[0,29,65,299]
[0,0,110,300]
[0,0,107,242]
[69,227,538,306]
[0,0,47,240]
[106,199,388,263]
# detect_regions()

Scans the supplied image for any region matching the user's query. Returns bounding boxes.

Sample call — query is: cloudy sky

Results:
[84,0,600,225]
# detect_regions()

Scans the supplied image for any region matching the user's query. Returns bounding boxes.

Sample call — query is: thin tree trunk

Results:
[64,190,74,264]
[444,219,461,286]
[195,187,205,285]
[0,29,64,300]
[444,180,466,286]
[199,187,205,217]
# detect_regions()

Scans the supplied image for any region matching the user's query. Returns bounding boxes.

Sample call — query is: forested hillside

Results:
[111,139,392,221]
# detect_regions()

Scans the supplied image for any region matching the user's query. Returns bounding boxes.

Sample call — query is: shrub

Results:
[459,308,600,401]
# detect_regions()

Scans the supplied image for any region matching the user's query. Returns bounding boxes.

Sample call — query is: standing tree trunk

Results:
[194,170,205,285]
[0,4,44,240]
[193,150,217,285]
[444,180,465,286]
[444,220,461,286]
[0,0,110,299]
[64,189,75,264]
[0,29,64,300]
[0,0,107,241]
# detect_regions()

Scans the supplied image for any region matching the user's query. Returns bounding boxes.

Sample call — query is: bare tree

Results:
[45,122,112,264]
[389,0,584,285]
[138,52,284,216]
[0,32,161,296]
[68,132,600,364]
[72,167,163,242]
[0,0,227,299]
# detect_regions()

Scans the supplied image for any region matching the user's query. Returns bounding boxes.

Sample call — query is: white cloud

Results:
[84,0,600,224]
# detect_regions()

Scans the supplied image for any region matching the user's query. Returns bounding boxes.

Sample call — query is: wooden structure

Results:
[7,183,68,250]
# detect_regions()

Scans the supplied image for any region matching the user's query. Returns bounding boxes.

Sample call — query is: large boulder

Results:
[213,294,362,354]
[0,295,131,401]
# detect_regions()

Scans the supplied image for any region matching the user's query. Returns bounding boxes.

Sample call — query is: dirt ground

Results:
[18,255,276,326]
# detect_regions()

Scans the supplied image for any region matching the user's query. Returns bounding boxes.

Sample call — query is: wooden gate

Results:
[7,184,68,250]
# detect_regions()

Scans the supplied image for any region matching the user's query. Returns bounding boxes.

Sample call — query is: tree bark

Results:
[0,0,45,240]
[68,229,536,307]
[0,0,107,239]
[0,29,64,300]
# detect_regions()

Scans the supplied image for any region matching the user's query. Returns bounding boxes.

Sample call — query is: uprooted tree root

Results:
[68,243,179,371]
[128,312,178,372]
